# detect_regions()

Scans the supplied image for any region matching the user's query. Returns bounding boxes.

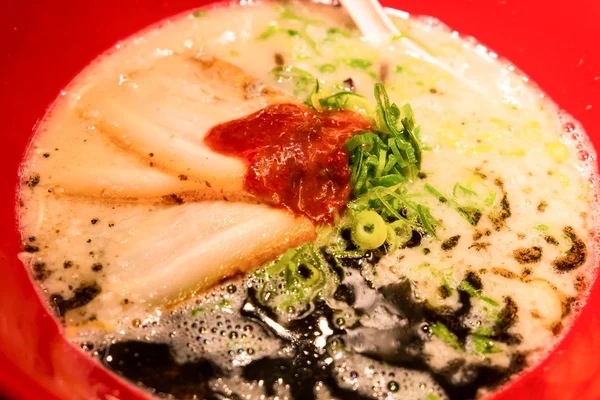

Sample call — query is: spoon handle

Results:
[338,0,484,95]
[338,0,399,42]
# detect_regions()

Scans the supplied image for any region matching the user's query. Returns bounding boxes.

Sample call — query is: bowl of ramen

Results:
[1,0,600,399]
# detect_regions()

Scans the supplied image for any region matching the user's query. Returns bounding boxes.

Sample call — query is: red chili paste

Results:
[204,103,371,223]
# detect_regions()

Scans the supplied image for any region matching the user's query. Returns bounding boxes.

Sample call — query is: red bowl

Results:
[1,1,599,399]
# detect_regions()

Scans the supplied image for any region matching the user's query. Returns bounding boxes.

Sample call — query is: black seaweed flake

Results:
[553,226,586,272]
[513,246,543,264]
[489,178,511,230]
[441,235,460,251]
[24,244,39,253]
[25,173,40,188]
[33,262,52,281]
[50,282,101,317]
[102,341,222,399]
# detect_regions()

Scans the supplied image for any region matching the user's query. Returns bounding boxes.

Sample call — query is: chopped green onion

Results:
[272,65,313,81]
[369,174,406,187]
[459,281,499,306]
[219,300,231,307]
[417,205,440,240]
[191,308,204,316]
[318,92,372,114]
[327,27,351,37]
[328,250,365,258]
[351,210,387,249]
[259,26,319,53]
[388,220,412,247]
[430,322,461,350]
[425,183,448,203]
[375,149,387,178]
[425,183,481,226]
[484,191,497,207]
[373,84,421,174]
[471,335,502,354]
[318,64,337,73]
[272,66,315,96]
[259,26,292,40]
[257,243,338,318]
[452,183,477,197]
[456,206,482,226]
[347,58,373,69]
[472,326,494,336]
[345,131,377,152]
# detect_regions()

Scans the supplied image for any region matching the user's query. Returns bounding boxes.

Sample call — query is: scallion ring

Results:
[351,210,387,249]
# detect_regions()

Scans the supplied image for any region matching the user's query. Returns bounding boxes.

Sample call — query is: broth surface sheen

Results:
[17,2,599,400]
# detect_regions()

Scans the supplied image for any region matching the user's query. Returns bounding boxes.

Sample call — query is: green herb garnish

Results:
[272,66,315,96]
[484,191,497,207]
[472,326,494,336]
[259,26,299,40]
[351,210,388,250]
[459,281,499,306]
[471,335,503,354]
[425,183,448,203]
[191,308,204,316]
[430,321,461,350]
[327,27,351,37]
[259,25,318,53]
[425,183,482,226]
[318,64,337,73]
[347,58,373,69]
[318,92,372,114]
[192,10,207,18]
[452,183,477,197]
[256,244,338,318]
[309,83,441,245]
[259,83,443,318]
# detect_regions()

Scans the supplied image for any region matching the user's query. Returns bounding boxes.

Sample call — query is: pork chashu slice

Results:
[76,53,295,201]
[31,201,315,327]
[32,54,315,327]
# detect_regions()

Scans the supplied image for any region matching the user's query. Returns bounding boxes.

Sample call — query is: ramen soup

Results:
[17,2,599,399]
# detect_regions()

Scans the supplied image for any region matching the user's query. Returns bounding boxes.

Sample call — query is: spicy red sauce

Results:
[204,103,371,224]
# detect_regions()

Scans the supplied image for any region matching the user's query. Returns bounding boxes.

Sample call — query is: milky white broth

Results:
[17,2,599,399]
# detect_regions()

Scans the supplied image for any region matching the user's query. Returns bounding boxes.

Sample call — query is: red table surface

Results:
[0,1,599,399]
